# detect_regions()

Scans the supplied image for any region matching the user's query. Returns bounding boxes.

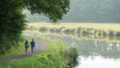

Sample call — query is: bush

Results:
[64,47,79,68]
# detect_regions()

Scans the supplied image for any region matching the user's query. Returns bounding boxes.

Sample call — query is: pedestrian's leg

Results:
[25,48,27,54]
[31,48,33,54]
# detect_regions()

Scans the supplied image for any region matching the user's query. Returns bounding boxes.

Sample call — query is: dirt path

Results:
[0,42,48,63]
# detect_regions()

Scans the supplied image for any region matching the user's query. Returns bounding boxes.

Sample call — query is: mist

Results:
[25,0,120,23]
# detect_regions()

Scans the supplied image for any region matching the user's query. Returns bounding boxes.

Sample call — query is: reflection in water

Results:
[27,25,120,68]
[40,34,120,68]
[39,27,120,43]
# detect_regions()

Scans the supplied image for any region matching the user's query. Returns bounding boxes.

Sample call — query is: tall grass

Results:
[0,36,25,59]
[26,23,120,43]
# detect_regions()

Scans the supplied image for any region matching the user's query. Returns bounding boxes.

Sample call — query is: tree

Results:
[0,0,70,54]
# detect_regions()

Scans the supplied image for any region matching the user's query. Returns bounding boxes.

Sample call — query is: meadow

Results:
[27,22,120,31]
[27,22,120,43]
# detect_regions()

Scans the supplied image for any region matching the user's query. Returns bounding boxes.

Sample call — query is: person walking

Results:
[30,39,35,55]
[24,40,29,54]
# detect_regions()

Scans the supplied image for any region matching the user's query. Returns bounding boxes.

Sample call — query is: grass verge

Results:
[0,36,78,68]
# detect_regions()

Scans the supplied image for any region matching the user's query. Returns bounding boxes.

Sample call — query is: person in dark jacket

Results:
[25,40,29,54]
[30,39,35,55]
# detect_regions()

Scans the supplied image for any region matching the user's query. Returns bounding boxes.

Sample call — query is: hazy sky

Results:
[25,0,120,23]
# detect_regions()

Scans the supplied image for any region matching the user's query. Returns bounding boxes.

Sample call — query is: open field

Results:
[27,22,120,32]
[26,22,120,43]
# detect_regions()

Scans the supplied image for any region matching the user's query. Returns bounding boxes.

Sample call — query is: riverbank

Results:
[0,36,78,68]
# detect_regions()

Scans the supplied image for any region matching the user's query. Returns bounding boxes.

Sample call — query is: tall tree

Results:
[0,0,70,54]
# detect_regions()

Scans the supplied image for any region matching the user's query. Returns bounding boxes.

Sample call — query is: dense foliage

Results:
[0,0,70,54]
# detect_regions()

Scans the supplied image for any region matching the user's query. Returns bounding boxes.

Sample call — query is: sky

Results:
[25,0,120,23]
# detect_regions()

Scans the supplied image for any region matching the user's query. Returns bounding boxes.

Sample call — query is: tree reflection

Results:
[74,40,120,59]
[39,27,120,60]
[44,34,120,60]
[39,27,120,42]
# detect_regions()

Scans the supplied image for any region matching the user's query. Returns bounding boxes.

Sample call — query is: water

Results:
[77,56,120,68]
[40,34,120,68]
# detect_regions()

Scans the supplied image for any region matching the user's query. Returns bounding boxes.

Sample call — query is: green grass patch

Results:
[0,41,25,59]
[0,35,30,59]
[0,36,78,68]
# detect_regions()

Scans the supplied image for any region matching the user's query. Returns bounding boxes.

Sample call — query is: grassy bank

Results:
[0,36,78,68]
[0,38,25,59]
